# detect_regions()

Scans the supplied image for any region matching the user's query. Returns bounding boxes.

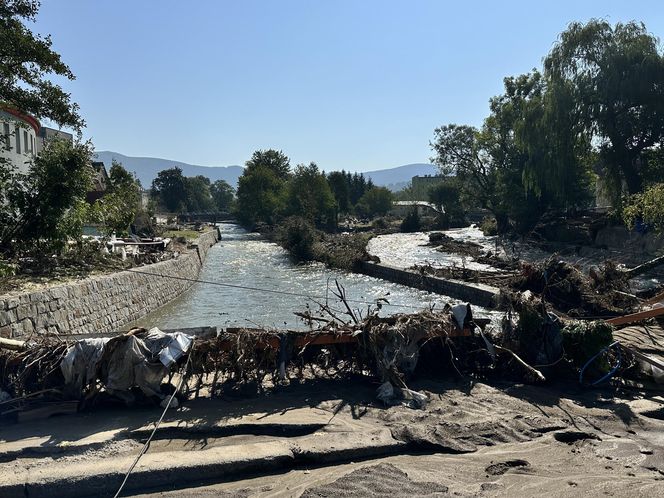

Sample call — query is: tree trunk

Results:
[622,154,643,195]
[495,212,510,234]
[625,253,664,279]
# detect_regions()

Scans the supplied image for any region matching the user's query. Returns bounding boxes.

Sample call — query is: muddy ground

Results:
[2,376,664,497]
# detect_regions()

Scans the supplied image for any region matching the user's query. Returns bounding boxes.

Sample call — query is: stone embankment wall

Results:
[358,261,499,309]
[0,230,219,339]
[593,226,664,260]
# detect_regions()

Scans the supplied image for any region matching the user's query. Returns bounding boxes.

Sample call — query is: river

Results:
[134,224,473,331]
[366,226,498,272]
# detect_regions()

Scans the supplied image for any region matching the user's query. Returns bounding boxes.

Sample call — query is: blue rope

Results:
[579,341,621,386]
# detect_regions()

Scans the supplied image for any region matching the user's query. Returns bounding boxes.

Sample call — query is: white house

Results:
[0,107,40,174]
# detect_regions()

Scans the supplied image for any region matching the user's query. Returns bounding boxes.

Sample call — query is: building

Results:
[86,161,110,203]
[1,105,75,174]
[36,126,74,154]
[411,174,446,190]
[0,107,40,174]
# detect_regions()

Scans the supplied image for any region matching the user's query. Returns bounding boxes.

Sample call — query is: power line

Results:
[125,268,440,311]
[113,348,193,498]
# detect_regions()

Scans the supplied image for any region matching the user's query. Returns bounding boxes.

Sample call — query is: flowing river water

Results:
[133,222,662,332]
[134,224,475,331]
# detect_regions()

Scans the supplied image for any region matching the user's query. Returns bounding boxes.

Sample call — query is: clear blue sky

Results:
[33,0,664,172]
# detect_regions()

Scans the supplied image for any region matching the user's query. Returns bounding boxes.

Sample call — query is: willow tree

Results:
[0,0,82,129]
[512,72,594,212]
[544,20,664,197]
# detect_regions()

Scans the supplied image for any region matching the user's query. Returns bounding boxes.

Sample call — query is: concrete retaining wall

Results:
[358,261,499,308]
[0,230,219,339]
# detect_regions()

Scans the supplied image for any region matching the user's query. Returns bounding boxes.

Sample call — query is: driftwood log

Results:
[0,337,26,351]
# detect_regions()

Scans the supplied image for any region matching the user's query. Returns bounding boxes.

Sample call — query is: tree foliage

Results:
[327,170,351,213]
[151,167,187,212]
[0,139,93,253]
[286,163,336,229]
[0,0,83,129]
[89,160,141,236]
[428,179,465,227]
[544,20,664,197]
[236,164,287,227]
[235,149,291,227]
[184,175,215,212]
[245,149,291,180]
[210,179,235,212]
[355,186,393,218]
[623,183,664,233]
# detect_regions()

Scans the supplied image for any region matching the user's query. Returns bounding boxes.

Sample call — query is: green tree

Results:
[151,167,186,212]
[514,72,594,209]
[428,179,465,227]
[184,175,215,212]
[245,149,291,180]
[0,139,93,253]
[349,172,370,205]
[327,170,351,213]
[235,165,286,227]
[235,150,291,227]
[210,179,235,211]
[286,163,337,229]
[91,161,141,236]
[430,124,505,227]
[431,71,593,233]
[400,207,421,233]
[108,160,140,195]
[0,0,83,129]
[544,20,664,197]
[623,183,664,233]
[355,187,393,218]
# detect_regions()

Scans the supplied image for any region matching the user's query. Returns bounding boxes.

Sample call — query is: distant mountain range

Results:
[94,151,438,191]
[94,151,244,189]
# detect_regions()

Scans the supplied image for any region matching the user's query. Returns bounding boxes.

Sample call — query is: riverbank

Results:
[0,229,219,338]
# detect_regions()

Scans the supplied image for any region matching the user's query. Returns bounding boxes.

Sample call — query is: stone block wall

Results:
[358,261,499,309]
[0,230,219,339]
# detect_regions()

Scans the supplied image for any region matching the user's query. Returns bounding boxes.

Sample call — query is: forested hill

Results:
[95,151,436,190]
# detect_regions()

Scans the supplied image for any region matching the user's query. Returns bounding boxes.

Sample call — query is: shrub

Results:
[372,217,389,230]
[623,183,664,233]
[276,216,317,262]
[561,320,614,370]
[479,216,498,236]
[400,208,421,232]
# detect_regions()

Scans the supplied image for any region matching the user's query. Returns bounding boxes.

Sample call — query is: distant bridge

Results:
[391,201,444,216]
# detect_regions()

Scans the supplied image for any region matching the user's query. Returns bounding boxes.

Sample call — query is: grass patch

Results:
[162,229,202,241]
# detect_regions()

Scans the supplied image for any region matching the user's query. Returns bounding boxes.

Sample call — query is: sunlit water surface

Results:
[133,224,480,330]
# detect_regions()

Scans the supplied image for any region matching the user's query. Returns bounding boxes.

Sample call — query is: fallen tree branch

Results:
[625,253,664,279]
[494,344,546,382]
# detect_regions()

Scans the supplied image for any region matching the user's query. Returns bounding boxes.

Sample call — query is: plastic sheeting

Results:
[60,328,193,401]
[61,338,110,397]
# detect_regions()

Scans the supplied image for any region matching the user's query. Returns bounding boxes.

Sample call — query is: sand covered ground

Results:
[2,376,664,497]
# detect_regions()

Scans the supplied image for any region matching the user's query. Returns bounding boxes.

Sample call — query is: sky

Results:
[32,0,664,172]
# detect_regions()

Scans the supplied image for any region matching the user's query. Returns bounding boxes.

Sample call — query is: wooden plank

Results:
[644,290,664,306]
[620,345,664,372]
[210,325,475,352]
[606,306,664,326]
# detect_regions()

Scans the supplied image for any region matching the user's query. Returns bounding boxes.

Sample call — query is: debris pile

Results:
[1,279,660,421]
[511,257,637,317]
